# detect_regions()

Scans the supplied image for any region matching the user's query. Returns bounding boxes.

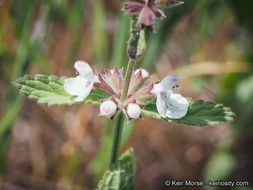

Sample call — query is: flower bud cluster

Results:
[95,67,154,120]
[64,61,189,121]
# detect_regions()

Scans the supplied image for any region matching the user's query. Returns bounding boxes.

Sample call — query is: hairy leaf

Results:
[142,100,235,126]
[14,75,110,106]
[97,149,136,190]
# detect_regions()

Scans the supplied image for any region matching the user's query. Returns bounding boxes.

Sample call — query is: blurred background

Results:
[0,0,253,189]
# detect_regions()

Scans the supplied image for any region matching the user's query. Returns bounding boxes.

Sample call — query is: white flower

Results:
[99,101,117,118]
[127,103,141,119]
[134,68,149,78]
[64,61,98,102]
[152,75,189,119]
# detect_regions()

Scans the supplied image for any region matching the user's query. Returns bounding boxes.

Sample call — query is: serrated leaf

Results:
[97,149,136,190]
[13,75,110,106]
[142,100,235,126]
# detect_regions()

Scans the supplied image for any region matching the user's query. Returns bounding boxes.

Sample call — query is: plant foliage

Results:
[97,149,136,190]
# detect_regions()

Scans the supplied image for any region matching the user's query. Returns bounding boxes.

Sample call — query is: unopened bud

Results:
[100,101,117,118]
[127,103,141,119]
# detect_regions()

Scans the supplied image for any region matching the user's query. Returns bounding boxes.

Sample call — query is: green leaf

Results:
[142,100,235,126]
[13,75,110,106]
[97,149,136,190]
[93,0,108,61]
[110,13,130,68]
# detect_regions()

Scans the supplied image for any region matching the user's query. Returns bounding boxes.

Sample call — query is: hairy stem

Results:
[108,111,124,167]
[108,15,142,168]
[108,59,136,168]
[121,59,136,102]
[108,59,135,168]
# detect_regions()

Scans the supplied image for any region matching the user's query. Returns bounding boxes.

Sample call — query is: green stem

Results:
[108,111,124,167]
[108,59,136,168]
[121,59,136,102]
[108,16,140,168]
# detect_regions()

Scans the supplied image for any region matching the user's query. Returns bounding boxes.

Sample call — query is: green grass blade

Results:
[66,0,85,69]
[110,13,130,68]
[92,0,108,62]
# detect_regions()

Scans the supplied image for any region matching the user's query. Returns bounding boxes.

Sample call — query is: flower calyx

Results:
[123,0,184,29]
[95,67,154,120]
[64,62,188,121]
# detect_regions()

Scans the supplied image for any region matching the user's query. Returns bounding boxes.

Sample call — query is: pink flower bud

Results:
[137,6,155,27]
[127,103,141,119]
[100,101,117,118]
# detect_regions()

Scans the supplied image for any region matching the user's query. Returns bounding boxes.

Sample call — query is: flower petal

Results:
[163,105,188,119]
[64,76,93,102]
[123,2,144,14]
[156,91,189,119]
[156,91,172,118]
[74,60,95,80]
[151,83,163,96]
[169,93,189,110]
[160,74,180,91]
[151,75,180,95]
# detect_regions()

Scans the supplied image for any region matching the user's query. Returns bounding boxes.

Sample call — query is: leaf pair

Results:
[14,75,235,126]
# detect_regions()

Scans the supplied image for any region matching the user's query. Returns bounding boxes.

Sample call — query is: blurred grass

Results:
[92,0,108,63]
[0,1,52,173]
[142,0,197,72]
[66,0,85,70]
[110,13,130,68]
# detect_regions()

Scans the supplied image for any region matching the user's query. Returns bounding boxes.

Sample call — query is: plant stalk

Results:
[108,59,136,168]
[108,111,124,167]
[108,16,139,168]
[121,58,136,102]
